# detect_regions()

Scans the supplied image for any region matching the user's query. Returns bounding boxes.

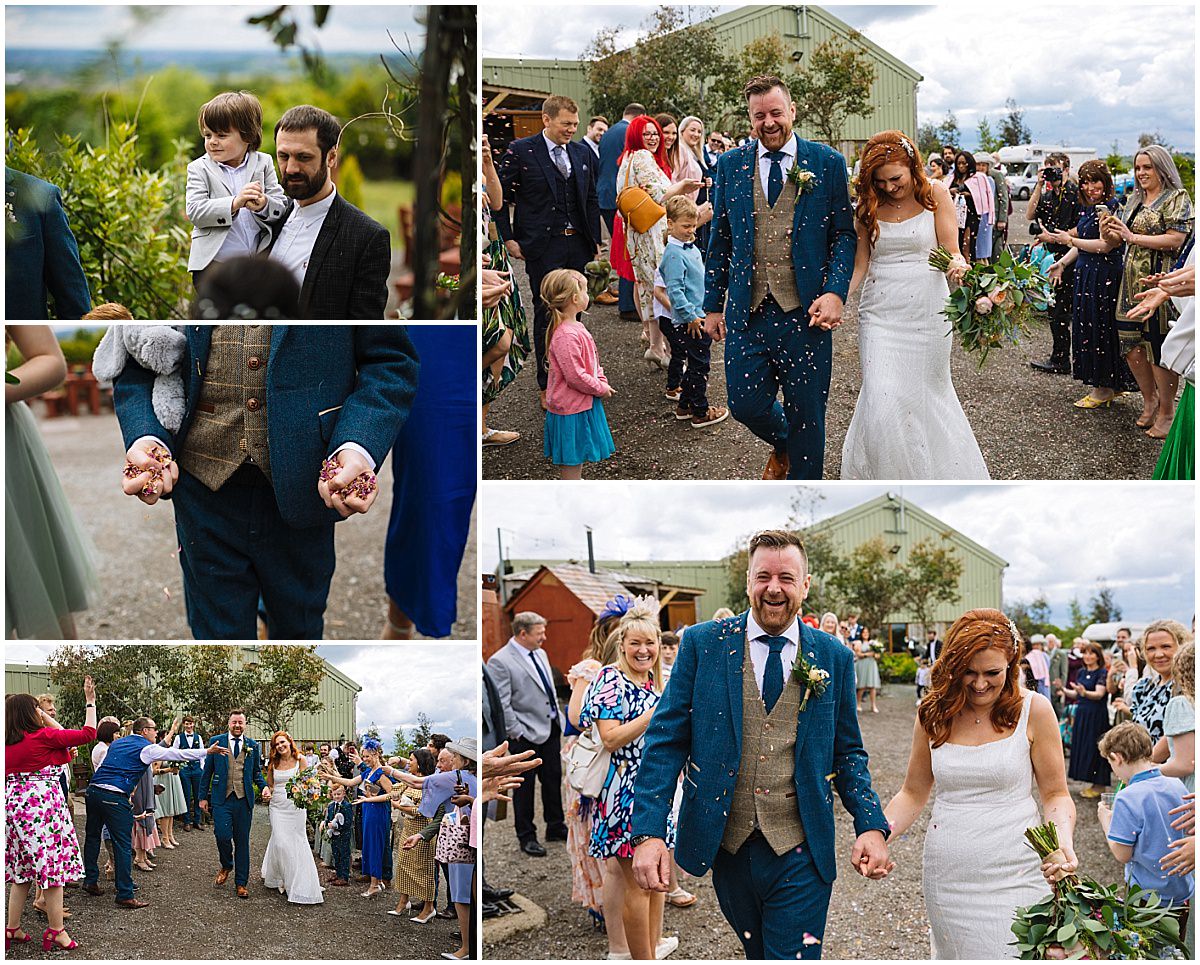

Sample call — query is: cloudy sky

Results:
[481,483,1196,625]
[2,644,476,748]
[482,2,1196,154]
[5,4,423,52]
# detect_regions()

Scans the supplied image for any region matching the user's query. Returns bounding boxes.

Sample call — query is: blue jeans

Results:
[712,833,833,960]
[179,767,202,827]
[725,295,832,479]
[211,795,254,887]
[83,786,135,901]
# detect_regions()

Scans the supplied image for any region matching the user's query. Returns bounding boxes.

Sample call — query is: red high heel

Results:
[42,926,78,952]
[6,926,33,949]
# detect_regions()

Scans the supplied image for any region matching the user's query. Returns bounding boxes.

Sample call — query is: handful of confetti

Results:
[319,457,378,501]
[123,445,174,497]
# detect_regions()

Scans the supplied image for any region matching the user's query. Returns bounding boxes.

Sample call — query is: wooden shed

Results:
[483,83,553,155]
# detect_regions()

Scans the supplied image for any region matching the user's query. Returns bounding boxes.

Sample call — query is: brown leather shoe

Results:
[762,450,789,480]
[236,886,249,899]
[115,897,149,909]
[81,884,105,897]
[214,868,231,886]
[594,290,619,305]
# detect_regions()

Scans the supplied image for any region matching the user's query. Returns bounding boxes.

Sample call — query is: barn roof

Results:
[505,563,703,615]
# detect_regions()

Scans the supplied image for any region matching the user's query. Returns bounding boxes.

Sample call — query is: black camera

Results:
[1028,220,1044,236]
[1042,166,1063,184]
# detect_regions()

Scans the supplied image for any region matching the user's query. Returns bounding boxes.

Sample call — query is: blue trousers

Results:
[712,833,833,960]
[725,296,832,480]
[173,466,335,639]
[211,795,254,887]
[83,786,135,901]
[179,767,203,827]
[332,832,352,880]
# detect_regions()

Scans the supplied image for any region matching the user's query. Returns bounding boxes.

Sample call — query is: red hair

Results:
[918,608,1025,748]
[265,730,302,787]
[621,115,672,177]
[854,130,936,250]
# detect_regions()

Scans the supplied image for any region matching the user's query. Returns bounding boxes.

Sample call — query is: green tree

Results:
[916,121,942,159]
[48,645,187,730]
[1087,580,1122,625]
[937,112,961,151]
[160,645,252,739]
[977,116,1000,153]
[1105,140,1127,174]
[1007,593,1053,639]
[800,528,850,619]
[897,537,964,634]
[998,98,1032,146]
[392,726,415,759]
[829,536,906,640]
[363,722,382,743]
[710,34,788,128]
[789,33,876,147]
[240,646,326,736]
[409,711,436,750]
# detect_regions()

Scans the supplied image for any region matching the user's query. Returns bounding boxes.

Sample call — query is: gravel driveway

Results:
[483,688,1126,960]
[33,411,475,640]
[5,804,462,960]
[484,204,1163,481]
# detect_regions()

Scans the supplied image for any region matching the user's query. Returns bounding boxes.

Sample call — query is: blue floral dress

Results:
[581,665,675,860]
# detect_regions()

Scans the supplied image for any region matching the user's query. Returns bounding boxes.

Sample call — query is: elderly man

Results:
[978,153,1010,260]
[1046,633,1071,718]
[486,611,567,856]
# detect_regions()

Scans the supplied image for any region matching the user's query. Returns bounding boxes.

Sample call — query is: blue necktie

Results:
[766,150,786,207]
[529,650,557,719]
[762,636,789,713]
[232,737,240,759]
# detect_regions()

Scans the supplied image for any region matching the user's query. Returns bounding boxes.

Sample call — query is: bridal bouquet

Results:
[929,247,1055,367]
[285,767,330,826]
[1010,823,1185,960]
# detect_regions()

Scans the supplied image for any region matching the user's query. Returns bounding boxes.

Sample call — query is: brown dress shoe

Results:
[236,886,249,899]
[81,884,105,896]
[214,868,231,886]
[762,449,789,480]
[115,897,149,909]
[594,290,619,305]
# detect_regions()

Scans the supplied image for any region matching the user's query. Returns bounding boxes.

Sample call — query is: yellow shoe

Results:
[1080,786,1102,799]
[1074,394,1114,409]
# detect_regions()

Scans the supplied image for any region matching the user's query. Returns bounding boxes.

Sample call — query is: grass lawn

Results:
[360,178,414,246]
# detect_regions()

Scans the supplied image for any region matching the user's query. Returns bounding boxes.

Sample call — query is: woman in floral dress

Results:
[5,677,97,952]
[581,598,676,962]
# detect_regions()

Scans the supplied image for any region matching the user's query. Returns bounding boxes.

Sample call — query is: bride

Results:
[841,130,990,479]
[261,731,324,904]
[884,609,1077,958]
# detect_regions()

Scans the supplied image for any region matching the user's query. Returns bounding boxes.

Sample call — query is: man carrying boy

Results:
[655,196,728,429]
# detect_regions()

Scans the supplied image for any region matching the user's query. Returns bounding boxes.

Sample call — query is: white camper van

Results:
[998,144,1099,199]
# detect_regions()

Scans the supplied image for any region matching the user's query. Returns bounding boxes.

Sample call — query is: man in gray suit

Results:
[486,611,567,856]
[1046,633,1071,719]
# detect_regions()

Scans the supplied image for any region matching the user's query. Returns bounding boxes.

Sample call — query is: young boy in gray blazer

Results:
[185,91,287,287]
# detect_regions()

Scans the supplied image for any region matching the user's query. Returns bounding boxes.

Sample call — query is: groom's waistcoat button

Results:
[248,356,263,370]
[246,397,261,412]
[758,755,767,762]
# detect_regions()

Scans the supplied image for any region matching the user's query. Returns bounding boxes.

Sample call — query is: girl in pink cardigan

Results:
[541,270,616,479]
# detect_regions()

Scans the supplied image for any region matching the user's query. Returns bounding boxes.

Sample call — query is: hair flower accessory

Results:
[1007,619,1022,648]
[899,136,914,157]
[598,594,636,622]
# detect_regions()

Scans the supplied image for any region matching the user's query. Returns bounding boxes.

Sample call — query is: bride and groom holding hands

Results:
[630,530,1075,960]
[702,75,988,481]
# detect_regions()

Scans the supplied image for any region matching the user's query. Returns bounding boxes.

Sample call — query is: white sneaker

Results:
[607,953,631,961]
[656,936,680,959]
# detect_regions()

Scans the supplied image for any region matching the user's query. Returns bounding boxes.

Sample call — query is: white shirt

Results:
[91,741,210,793]
[756,136,797,197]
[746,611,800,697]
[583,137,601,158]
[542,132,572,176]
[212,151,263,262]
[269,182,338,288]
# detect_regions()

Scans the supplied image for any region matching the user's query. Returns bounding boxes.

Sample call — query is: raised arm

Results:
[6,326,68,404]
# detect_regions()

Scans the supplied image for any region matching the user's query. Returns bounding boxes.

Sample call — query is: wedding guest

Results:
[90,717,121,878]
[1128,620,1189,741]
[854,627,882,713]
[6,326,98,639]
[916,657,932,704]
[1068,641,1112,798]
[185,90,287,290]
[1098,722,1193,917]
[971,153,997,261]
[4,166,92,319]
[598,104,646,321]
[482,133,528,448]
[386,749,437,922]
[541,269,615,479]
[323,739,393,897]
[580,598,675,962]
[1026,152,1083,374]
[131,756,161,872]
[1045,159,1134,408]
[982,153,1010,259]
[154,718,188,849]
[1026,636,1052,699]
[173,715,207,831]
[1109,631,1145,725]
[584,116,608,159]
[429,734,451,755]
[382,326,476,639]
[678,115,713,252]
[1155,643,1195,793]
[1048,633,1072,719]
[819,612,844,644]
[494,94,603,397]
[948,150,981,261]
[940,145,956,169]
[1105,145,1193,437]
[5,678,96,952]
[323,783,353,885]
[614,115,701,367]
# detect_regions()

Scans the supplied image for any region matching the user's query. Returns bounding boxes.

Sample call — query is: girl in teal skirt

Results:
[541,270,616,479]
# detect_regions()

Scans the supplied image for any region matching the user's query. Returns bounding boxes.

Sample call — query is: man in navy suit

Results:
[494,95,602,394]
[597,103,644,318]
[5,167,92,319]
[631,530,891,960]
[112,326,418,639]
[200,711,267,899]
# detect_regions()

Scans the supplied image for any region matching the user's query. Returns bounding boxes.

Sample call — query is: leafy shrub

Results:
[335,153,365,210]
[879,653,917,684]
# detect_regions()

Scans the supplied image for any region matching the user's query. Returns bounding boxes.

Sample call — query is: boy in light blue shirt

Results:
[655,195,727,429]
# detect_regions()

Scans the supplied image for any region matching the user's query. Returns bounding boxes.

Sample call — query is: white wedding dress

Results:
[260,765,324,904]
[923,692,1047,959]
[841,209,989,479]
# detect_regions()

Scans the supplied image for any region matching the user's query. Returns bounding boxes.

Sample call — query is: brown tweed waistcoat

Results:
[750,161,801,314]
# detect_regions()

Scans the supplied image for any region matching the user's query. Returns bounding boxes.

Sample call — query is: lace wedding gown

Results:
[924,692,1047,958]
[261,765,324,904]
[841,209,989,479]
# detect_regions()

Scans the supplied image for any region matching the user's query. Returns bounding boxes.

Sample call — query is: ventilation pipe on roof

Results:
[586,525,596,574]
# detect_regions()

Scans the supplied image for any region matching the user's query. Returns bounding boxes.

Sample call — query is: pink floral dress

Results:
[5,765,85,887]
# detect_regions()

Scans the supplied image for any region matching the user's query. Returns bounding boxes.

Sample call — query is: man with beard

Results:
[267,105,390,319]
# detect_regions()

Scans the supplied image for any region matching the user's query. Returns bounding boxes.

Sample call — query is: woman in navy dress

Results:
[1045,160,1135,408]
[1067,641,1111,797]
[382,325,476,639]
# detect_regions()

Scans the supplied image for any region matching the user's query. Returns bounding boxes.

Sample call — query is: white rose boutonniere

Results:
[791,654,831,712]
[788,166,817,194]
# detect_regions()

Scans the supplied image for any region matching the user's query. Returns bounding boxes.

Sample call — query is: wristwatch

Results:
[85,703,96,708]
[630,835,656,848]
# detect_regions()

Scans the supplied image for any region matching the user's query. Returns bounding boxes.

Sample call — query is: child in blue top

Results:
[654,196,728,429]
[1098,722,1193,913]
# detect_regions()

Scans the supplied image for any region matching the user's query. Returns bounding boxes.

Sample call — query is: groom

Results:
[703,75,856,480]
[631,530,892,960]
[200,711,268,899]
